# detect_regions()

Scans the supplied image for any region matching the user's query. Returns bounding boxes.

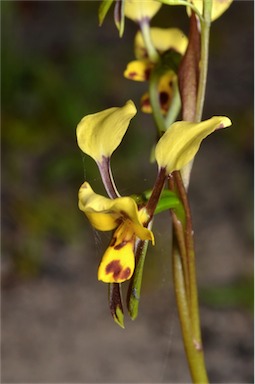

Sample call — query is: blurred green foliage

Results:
[200,277,254,312]
[1,2,102,278]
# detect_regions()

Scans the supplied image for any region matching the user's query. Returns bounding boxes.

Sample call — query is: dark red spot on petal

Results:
[114,240,127,250]
[110,236,117,247]
[128,72,138,79]
[105,260,131,281]
[144,68,151,80]
[160,91,169,105]
[120,267,131,280]
[106,260,122,279]
[141,97,150,107]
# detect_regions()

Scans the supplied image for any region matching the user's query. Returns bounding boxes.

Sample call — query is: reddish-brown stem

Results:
[145,167,166,220]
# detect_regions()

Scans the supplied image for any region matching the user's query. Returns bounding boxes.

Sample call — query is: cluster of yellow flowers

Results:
[77,100,231,283]
[76,0,232,322]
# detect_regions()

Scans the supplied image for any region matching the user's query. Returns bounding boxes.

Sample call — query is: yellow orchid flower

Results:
[78,181,154,283]
[76,100,137,164]
[155,116,232,174]
[124,28,188,114]
[124,28,188,82]
[124,0,162,23]
[187,0,233,21]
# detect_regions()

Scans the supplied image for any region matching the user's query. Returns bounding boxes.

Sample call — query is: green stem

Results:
[195,0,212,122]
[171,172,208,383]
[172,243,208,383]
[158,0,202,21]
[182,0,213,188]
[145,167,166,219]
[165,76,181,128]
[142,3,211,381]
[149,69,167,136]
[127,219,153,320]
[174,172,202,350]
[139,19,159,63]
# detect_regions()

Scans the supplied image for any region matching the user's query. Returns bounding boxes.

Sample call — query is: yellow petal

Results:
[124,59,153,81]
[155,116,232,174]
[78,182,154,239]
[98,241,135,283]
[135,28,188,59]
[76,100,137,163]
[187,0,233,21]
[79,181,135,230]
[124,0,162,22]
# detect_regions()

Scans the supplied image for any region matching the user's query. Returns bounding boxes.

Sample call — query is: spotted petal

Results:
[124,59,153,81]
[98,240,135,283]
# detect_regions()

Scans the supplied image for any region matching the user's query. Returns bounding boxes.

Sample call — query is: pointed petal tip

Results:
[113,305,125,329]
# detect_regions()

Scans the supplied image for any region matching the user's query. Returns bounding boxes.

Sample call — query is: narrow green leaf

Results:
[114,0,125,37]
[132,189,183,215]
[127,239,149,320]
[98,0,114,26]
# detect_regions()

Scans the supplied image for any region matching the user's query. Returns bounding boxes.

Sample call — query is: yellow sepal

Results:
[155,116,232,174]
[135,28,188,59]
[76,100,137,163]
[124,0,162,22]
[98,241,135,283]
[187,0,233,21]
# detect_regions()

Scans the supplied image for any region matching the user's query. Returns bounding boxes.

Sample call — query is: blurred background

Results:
[1,1,253,383]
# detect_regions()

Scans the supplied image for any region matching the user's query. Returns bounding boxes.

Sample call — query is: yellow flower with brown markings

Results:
[78,182,154,283]
[124,28,188,114]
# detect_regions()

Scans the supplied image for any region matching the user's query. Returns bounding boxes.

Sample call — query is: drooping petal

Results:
[155,116,232,174]
[76,100,137,163]
[124,59,153,81]
[135,28,188,59]
[124,0,162,23]
[187,0,233,21]
[98,220,136,283]
[98,240,135,283]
